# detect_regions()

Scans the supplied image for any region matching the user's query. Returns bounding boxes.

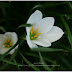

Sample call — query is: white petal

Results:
[35,17,55,34]
[0,34,3,43]
[26,10,42,37]
[42,26,64,42]
[33,37,51,47]
[27,10,42,24]
[26,36,38,48]
[4,32,18,45]
[0,47,16,54]
[26,27,32,37]
[11,32,18,45]
[0,47,9,54]
[0,44,18,54]
[9,45,18,54]
[9,49,15,54]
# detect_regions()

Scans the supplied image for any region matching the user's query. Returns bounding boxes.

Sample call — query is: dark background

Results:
[0,1,72,71]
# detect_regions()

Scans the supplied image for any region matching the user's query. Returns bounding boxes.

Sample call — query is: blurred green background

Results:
[0,1,72,71]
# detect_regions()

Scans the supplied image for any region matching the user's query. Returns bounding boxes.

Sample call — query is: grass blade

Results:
[0,49,18,70]
[67,1,72,10]
[0,2,11,8]
[0,26,6,32]
[17,24,31,30]
[60,56,72,70]
[13,59,21,70]
[2,59,21,66]
[59,15,72,48]
[39,52,51,71]
[19,51,40,71]
[31,47,63,52]
[42,2,67,8]
[25,52,57,65]
[1,8,7,18]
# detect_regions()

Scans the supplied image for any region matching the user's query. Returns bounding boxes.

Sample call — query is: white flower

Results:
[26,10,64,48]
[0,32,18,54]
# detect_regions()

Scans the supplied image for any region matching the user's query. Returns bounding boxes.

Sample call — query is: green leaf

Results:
[60,56,72,69]
[67,2,72,10]
[0,49,19,70]
[13,59,21,70]
[32,5,42,10]
[57,42,72,55]
[0,26,6,32]
[42,2,67,8]
[31,47,63,52]
[19,51,40,71]
[0,2,11,8]
[59,15,72,48]
[17,24,31,30]
[39,52,51,70]
[2,59,21,66]
[25,52,56,64]
[1,8,7,18]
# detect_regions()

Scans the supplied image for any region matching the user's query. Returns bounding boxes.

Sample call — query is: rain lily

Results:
[26,10,64,48]
[0,32,18,54]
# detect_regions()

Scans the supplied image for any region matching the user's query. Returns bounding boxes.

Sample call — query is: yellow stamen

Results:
[34,35,38,38]
[10,41,12,44]
[31,37,33,39]
[7,45,9,47]
[31,27,33,35]
[30,26,42,40]
[5,44,7,47]
[34,33,41,36]
[34,28,39,33]
[8,39,10,42]
[10,44,12,46]
[5,41,7,43]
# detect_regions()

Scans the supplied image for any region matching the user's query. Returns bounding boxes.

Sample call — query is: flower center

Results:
[4,38,13,48]
[30,26,41,40]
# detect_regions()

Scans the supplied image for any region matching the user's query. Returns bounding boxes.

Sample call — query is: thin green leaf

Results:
[29,5,42,14]
[67,1,72,10]
[0,2,11,8]
[17,24,31,30]
[10,49,18,60]
[31,47,63,52]
[32,5,42,10]
[57,42,72,55]
[2,59,21,66]
[19,51,40,71]
[25,52,56,65]
[59,15,72,48]
[42,2,67,8]
[13,59,21,70]
[0,26,6,32]
[39,52,51,71]
[0,49,18,70]
[1,8,7,18]
[60,56,72,69]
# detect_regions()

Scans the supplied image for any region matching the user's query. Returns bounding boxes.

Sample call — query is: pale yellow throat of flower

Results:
[4,38,13,48]
[30,26,42,40]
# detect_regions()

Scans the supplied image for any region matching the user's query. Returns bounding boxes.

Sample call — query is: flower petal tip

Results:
[35,10,41,13]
